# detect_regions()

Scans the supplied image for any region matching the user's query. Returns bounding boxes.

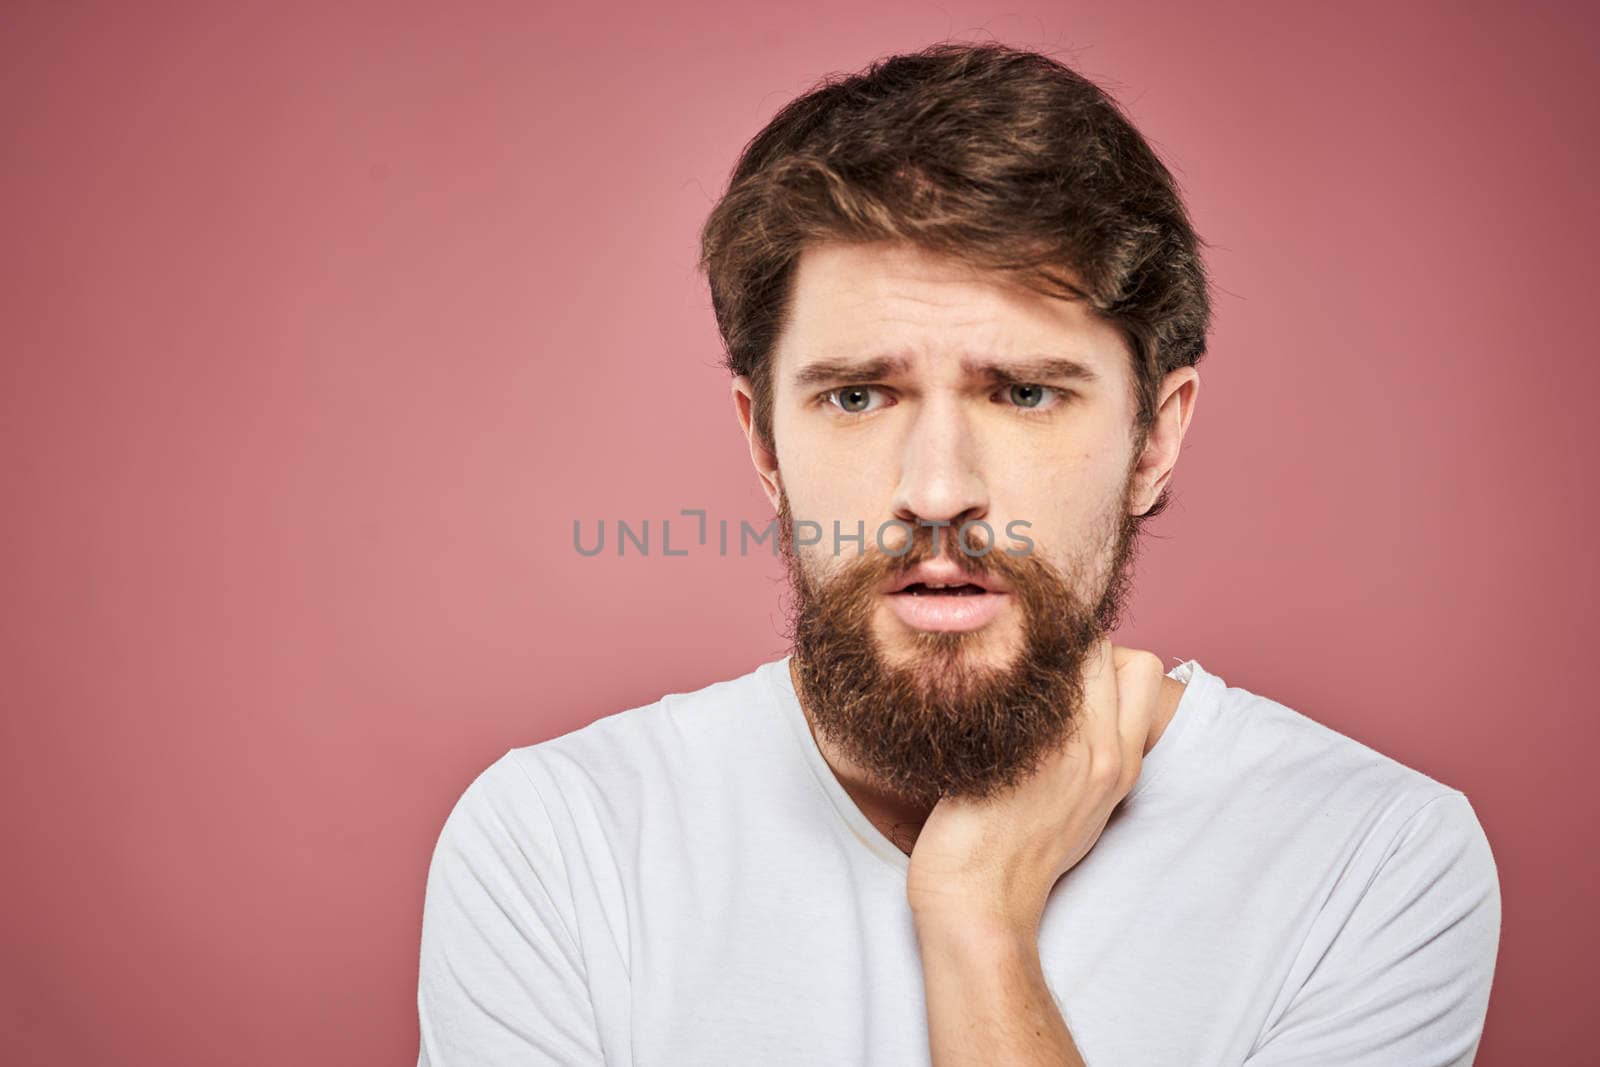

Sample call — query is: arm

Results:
[907,642,1165,1066]
[916,909,1086,1067]
[1244,791,1502,1066]
[416,753,607,1066]
[914,793,1500,1067]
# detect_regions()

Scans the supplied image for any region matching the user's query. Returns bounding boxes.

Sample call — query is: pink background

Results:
[3,1,1594,1062]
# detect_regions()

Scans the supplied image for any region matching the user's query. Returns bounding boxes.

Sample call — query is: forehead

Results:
[773,240,1132,390]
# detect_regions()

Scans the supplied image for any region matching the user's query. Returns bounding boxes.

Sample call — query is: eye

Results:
[999,382,1060,410]
[824,385,890,415]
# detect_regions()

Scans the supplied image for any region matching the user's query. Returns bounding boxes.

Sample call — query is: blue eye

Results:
[826,386,888,414]
[1003,383,1058,410]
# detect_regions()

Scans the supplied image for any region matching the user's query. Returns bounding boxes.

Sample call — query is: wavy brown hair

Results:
[697,41,1213,523]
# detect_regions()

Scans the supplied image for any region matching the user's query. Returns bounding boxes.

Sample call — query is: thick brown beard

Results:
[778,491,1141,809]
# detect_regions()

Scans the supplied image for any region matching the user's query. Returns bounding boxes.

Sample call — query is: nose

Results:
[889,393,990,545]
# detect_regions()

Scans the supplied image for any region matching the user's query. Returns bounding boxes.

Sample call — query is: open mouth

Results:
[895,582,990,597]
[882,568,1009,632]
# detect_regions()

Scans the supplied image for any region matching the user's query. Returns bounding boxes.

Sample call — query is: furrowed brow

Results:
[790,355,913,389]
[789,353,1102,390]
[964,356,1102,386]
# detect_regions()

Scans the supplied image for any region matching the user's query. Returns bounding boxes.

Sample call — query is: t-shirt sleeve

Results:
[416,751,607,1066]
[1244,791,1501,1066]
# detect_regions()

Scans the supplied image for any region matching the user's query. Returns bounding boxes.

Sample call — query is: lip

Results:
[881,560,1010,595]
[884,588,1009,633]
[881,560,1011,633]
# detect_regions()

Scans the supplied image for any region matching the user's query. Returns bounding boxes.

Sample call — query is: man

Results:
[416,42,1500,1065]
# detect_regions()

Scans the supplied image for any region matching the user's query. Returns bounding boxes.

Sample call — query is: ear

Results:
[1130,367,1200,514]
[731,376,782,510]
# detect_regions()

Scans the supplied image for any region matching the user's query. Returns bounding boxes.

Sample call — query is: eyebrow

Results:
[790,354,1102,389]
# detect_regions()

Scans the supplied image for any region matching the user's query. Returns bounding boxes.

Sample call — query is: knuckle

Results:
[1090,750,1124,788]
[1125,650,1164,679]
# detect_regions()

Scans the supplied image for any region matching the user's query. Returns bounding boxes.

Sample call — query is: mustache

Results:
[796,526,1051,594]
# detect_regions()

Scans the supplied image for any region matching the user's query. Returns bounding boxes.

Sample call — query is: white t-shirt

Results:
[417,657,1500,1066]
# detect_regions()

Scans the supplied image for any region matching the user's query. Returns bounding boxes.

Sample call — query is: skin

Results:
[731,238,1201,1064]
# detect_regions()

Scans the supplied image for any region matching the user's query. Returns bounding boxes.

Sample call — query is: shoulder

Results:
[435,659,789,846]
[424,659,788,900]
[1170,662,1499,894]
[1196,664,1462,816]
[1172,666,1501,1052]
[515,658,788,792]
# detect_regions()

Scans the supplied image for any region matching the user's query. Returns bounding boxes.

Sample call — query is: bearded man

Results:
[417,42,1500,1067]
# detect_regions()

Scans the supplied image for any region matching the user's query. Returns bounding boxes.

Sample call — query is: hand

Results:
[905,639,1168,939]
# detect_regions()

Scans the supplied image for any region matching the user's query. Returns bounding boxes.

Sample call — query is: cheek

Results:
[779,445,891,513]
[997,465,1084,524]
[1013,434,1133,503]
[998,468,1124,548]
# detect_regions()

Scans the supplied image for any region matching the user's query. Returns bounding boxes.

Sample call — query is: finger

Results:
[1073,636,1124,785]
[1111,648,1166,793]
